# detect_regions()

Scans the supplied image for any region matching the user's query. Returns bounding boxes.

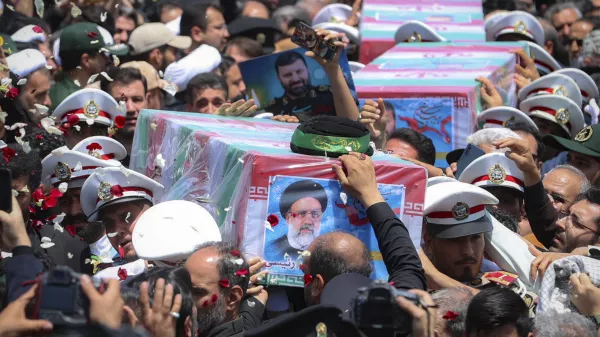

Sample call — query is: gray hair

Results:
[546,164,591,193]
[431,287,473,337]
[466,128,522,152]
[544,2,583,21]
[535,310,596,337]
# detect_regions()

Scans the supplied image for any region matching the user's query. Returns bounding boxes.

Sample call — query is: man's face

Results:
[12,175,31,223]
[484,187,523,221]
[189,88,227,114]
[185,247,228,333]
[160,5,183,24]
[114,16,136,44]
[278,59,310,98]
[553,199,600,253]
[59,187,85,228]
[66,125,106,148]
[427,233,485,282]
[567,151,600,184]
[552,8,580,39]
[110,80,147,136]
[225,44,251,63]
[384,138,419,159]
[225,64,246,100]
[99,200,151,259]
[21,69,51,123]
[286,197,322,249]
[544,168,582,213]
[568,21,594,59]
[202,7,229,51]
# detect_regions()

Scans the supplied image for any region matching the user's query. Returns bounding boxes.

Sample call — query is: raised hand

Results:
[217,99,258,117]
[476,76,504,109]
[510,49,540,82]
[305,29,344,73]
[0,285,53,337]
[360,99,387,147]
[139,279,183,337]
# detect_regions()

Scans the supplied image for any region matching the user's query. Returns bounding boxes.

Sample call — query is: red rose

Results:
[110,185,124,197]
[219,279,230,288]
[35,134,44,140]
[299,264,306,271]
[32,26,44,34]
[114,116,126,129]
[211,294,218,304]
[304,274,313,286]
[230,249,241,257]
[28,205,36,214]
[443,311,459,321]
[86,142,102,151]
[6,87,19,99]
[2,147,16,163]
[118,246,125,259]
[67,114,80,125]
[65,225,77,238]
[32,187,44,203]
[31,220,44,231]
[235,268,248,277]
[267,214,279,227]
[117,268,128,280]
[86,31,98,38]
[49,189,63,199]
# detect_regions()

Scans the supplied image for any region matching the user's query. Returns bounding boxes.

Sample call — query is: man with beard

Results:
[264,51,337,120]
[41,136,127,272]
[274,179,328,262]
[80,166,164,279]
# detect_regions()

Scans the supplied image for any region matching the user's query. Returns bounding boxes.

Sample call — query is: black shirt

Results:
[524,180,558,249]
[367,202,427,290]
[264,86,337,121]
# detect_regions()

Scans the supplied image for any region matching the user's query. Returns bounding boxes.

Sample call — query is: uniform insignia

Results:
[54,162,71,182]
[451,202,470,221]
[470,278,482,286]
[514,20,527,34]
[310,90,316,98]
[555,108,570,125]
[482,271,518,286]
[575,126,593,142]
[553,85,567,97]
[83,99,100,119]
[522,293,534,307]
[488,163,506,184]
[98,182,113,201]
[256,33,265,45]
[408,32,422,43]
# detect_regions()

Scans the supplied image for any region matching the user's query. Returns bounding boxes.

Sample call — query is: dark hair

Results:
[466,287,531,337]
[387,128,437,165]
[226,37,264,59]
[180,3,223,38]
[0,143,42,191]
[483,0,517,15]
[79,5,116,35]
[127,267,195,337]
[505,120,545,161]
[22,130,68,159]
[486,206,519,233]
[120,287,142,326]
[275,51,307,76]
[60,49,100,72]
[116,7,139,28]
[308,232,372,283]
[575,187,600,232]
[185,73,228,104]
[101,67,148,94]
[218,55,236,76]
[192,242,250,296]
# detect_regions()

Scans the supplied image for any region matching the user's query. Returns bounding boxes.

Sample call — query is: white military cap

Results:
[484,11,507,32]
[424,181,498,238]
[5,48,47,78]
[313,22,360,44]
[477,107,539,131]
[41,137,126,188]
[518,73,582,107]
[81,166,164,221]
[51,88,124,127]
[394,20,446,44]
[132,200,222,266]
[426,176,456,188]
[312,3,355,27]
[486,11,544,46]
[349,61,365,76]
[11,25,46,44]
[554,68,600,104]
[526,42,562,76]
[519,94,584,138]
[458,153,525,193]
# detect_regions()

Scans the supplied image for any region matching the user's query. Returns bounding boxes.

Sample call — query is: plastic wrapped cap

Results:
[132,200,222,264]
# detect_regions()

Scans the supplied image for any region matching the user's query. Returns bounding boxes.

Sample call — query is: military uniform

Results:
[264,85,337,120]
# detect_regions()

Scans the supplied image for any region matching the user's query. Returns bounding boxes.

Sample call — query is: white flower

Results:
[238,158,244,164]
[340,192,348,205]
[46,126,63,135]
[86,118,94,126]
[40,117,55,129]
[21,142,31,154]
[159,70,164,78]
[117,101,126,114]
[53,213,66,224]
[58,182,68,193]
[1,78,12,87]
[0,111,7,123]
[112,55,120,67]
[100,12,107,22]
[107,232,118,238]
[71,3,82,17]
[1,251,13,258]
[8,123,27,131]
[150,123,158,130]
[16,78,27,86]
[87,73,99,84]
[100,72,113,81]
[73,80,81,87]
[45,64,54,70]
[19,186,29,193]
[224,207,232,212]
[12,189,18,197]
[6,5,14,11]
[41,237,51,243]
[233,258,244,265]
[154,154,166,170]
[299,250,311,257]
[40,242,55,249]
[54,223,64,232]
[264,220,274,232]
[34,104,49,115]
[345,146,352,152]
[125,212,131,223]
[284,253,289,260]
[74,162,82,171]
[67,253,73,259]
[74,125,81,131]
[247,300,256,308]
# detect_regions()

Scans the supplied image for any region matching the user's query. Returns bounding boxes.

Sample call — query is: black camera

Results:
[29,266,106,327]
[351,280,420,337]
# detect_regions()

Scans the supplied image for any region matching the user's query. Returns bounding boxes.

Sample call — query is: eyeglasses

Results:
[546,191,572,205]
[558,210,600,235]
[563,37,584,48]
[287,210,323,219]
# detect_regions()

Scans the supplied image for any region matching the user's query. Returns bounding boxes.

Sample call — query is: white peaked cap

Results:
[458,153,525,193]
[518,73,582,107]
[477,107,539,131]
[394,20,446,44]
[5,48,47,78]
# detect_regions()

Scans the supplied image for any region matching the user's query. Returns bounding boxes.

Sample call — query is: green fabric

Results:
[49,73,81,111]
[291,129,371,154]
[0,34,17,55]
[544,124,600,157]
[60,22,106,53]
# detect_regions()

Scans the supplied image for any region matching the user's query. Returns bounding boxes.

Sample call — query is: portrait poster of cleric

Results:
[263,175,405,287]
[238,47,356,120]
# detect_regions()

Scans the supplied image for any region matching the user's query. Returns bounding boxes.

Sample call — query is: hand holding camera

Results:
[396,289,438,337]
[0,285,53,337]
[80,275,124,330]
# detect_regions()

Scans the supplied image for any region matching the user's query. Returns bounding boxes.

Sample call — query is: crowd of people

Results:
[1,0,600,336]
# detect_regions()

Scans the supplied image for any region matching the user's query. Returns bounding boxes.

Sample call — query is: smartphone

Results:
[455,144,486,179]
[291,21,338,61]
[0,168,12,213]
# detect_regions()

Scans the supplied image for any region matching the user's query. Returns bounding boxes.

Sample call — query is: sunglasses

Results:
[563,37,584,47]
